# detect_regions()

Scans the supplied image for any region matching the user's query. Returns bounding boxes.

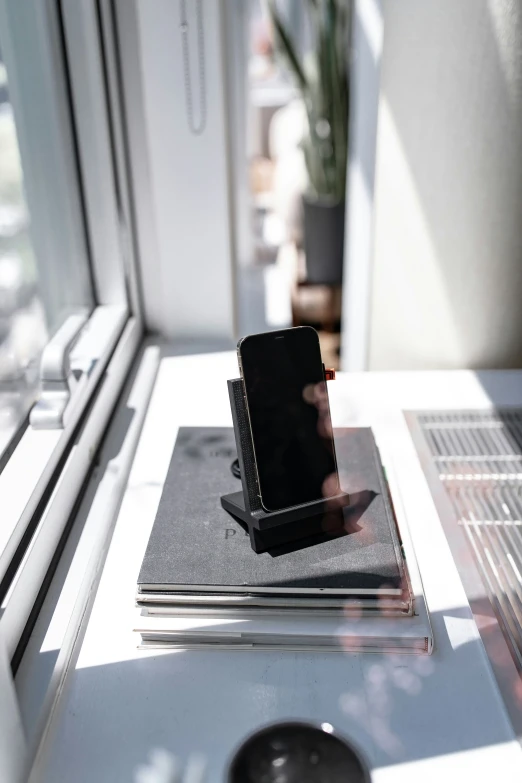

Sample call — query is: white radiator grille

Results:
[418,410,522,667]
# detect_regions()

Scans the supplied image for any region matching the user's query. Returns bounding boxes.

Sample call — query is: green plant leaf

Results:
[269,0,351,201]
[267,0,308,94]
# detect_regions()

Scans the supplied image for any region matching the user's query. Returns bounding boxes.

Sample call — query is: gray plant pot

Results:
[302,196,345,285]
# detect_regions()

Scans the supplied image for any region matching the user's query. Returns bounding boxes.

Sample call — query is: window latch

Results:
[30,312,89,430]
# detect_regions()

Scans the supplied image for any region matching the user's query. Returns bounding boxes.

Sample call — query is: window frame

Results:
[0,0,143,672]
[60,0,143,317]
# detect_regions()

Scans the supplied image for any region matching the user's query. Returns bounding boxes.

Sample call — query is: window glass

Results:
[0,39,93,464]
[0,48,45,460]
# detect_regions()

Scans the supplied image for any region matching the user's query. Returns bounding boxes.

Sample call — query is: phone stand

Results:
[220,378,352,553]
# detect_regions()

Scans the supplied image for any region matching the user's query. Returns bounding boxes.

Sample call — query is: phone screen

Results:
[239,327,339,512]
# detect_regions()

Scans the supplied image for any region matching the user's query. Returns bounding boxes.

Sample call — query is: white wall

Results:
[118,0,235,341]
[368,0,522,369]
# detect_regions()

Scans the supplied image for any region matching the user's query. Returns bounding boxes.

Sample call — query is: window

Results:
[0,0,141,679]
[0,59,40,465]
[0,40,93,466]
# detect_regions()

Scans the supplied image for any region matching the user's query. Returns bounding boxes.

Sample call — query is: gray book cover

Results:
[137,427,407,595]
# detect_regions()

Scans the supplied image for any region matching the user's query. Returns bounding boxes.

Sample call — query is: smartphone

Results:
[237,326,340,512]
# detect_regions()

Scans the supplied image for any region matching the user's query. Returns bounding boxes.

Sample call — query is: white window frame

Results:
[0,0,143,684]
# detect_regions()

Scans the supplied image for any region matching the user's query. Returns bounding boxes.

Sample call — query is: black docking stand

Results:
[220,378,352,554]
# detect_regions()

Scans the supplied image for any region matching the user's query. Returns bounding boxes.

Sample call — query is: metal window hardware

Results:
[30,312,89,430]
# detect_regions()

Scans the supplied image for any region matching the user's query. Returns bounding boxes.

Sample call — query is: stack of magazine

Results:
[135,427,433,654]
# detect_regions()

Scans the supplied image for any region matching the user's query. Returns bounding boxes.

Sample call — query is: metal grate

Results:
[418,410,522,668]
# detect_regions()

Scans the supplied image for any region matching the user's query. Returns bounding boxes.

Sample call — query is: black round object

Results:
[229,722,370,783]
[230,457,241,479]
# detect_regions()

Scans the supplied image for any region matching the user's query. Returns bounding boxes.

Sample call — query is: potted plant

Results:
[268,0,350,285]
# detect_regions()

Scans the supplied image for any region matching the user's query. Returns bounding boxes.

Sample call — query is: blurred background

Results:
[114,0,522,371]
[235,0,348,369]
[2,0,522,423]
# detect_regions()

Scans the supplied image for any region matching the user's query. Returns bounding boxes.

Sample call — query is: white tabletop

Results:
[31,354,522,782]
